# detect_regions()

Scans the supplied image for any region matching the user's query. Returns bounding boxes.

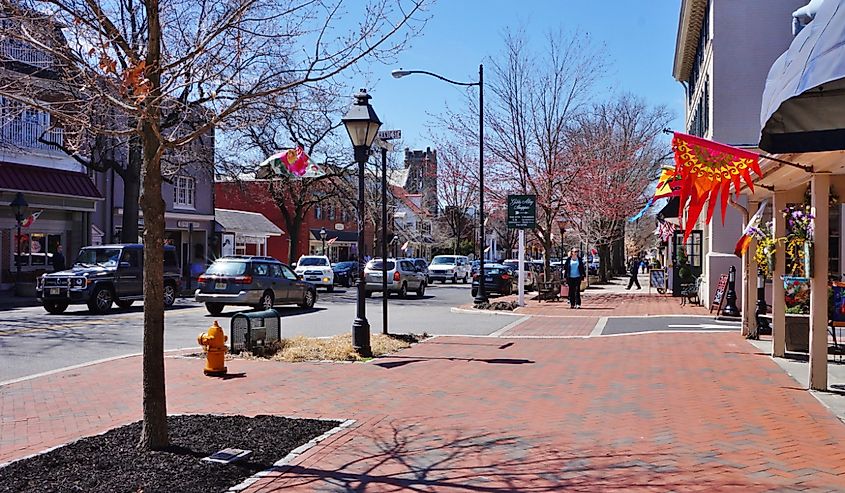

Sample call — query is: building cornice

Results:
[673,0,708,81]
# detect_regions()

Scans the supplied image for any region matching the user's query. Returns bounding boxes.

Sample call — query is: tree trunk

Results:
[121,137,142,243]
[138,0,168,451]
[597,243,611,284]
[285,211,304,263]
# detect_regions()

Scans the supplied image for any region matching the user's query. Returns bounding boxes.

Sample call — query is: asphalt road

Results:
[0,283,518,382]
[601,316,741,335]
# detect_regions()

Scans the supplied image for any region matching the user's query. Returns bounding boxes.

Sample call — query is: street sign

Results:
[177,220,201,228]
[378,129,401,140]
[507,194,536,229]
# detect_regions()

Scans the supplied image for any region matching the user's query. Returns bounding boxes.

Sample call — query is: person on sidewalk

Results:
[52,245,66,272]
[563,248,586,308]
[626,257,642,290]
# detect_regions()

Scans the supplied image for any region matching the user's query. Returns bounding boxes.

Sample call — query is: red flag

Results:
[672,132,762,241]
[21,210,43,228]
[326,237,337,245]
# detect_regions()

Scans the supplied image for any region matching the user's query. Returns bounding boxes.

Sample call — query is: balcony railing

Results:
[0,119,63,151]
[0,39,53,69]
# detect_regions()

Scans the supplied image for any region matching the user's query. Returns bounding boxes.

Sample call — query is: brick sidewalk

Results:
[4,332,845,491]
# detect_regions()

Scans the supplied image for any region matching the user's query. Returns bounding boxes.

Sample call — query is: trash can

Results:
[229,309,280,354]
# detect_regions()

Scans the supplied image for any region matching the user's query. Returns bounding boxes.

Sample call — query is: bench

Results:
[680,277,702,306]
[537,281,561,302]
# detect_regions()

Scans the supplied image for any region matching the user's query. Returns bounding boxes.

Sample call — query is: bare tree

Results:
[432,136,477,253]
[0,0,429,449]
[565,94,672,282]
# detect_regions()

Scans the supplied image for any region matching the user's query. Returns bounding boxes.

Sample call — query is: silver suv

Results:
[194,256,317,315]
[364,258,427,298]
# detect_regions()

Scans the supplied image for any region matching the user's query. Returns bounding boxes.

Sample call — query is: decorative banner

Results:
[326,237,337,245]
[653,167,681,199]
[629,197,655,223]
[259,145,314,178]
[656,219,677,243]
[733,199,769,256]
[401,240,409,250]
[21,210,43,228]
[672,132,763,241]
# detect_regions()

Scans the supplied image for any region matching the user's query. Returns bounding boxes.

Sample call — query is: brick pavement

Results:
[500,315,598,337]
[4,332,845,491]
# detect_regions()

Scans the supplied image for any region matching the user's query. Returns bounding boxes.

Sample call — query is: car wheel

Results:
[206,302,225,315]
[44,301,68,315]
[399,282,408,298]
[258,290,274,310]
[115,299,134,309]
[462,274,468,284]
[365,290,372,298]
[503,283,513,296]
[416,282,426,297]
[344,277,351,288]
[327,285,335,293]
[451,275,457,284]
[88,286,113,314]
[163,283,177,308]
[299,289,316,309]
[439,279,445,284]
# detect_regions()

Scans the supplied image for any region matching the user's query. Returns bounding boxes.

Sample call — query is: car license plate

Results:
[485,277,494,282]
[49,288,60,295]
[308,276,320,281]
[215,282,227,290]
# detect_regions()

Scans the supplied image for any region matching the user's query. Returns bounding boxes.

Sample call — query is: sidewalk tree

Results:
[565,95,672,283]
[433,137,478,254]
[0,0,428,450]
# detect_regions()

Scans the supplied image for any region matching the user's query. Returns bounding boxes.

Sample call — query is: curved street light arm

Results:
[393,69,478,87]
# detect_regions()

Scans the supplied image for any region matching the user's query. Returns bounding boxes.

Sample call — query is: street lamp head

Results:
[342,89,382,150]
[391,69,411,79]
[320,227,327,240]
[9,192,27,222]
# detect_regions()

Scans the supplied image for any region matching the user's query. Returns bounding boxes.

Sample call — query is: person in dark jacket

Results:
[52,245,66,272]
[626,256,642,290]
[563,248,586,308]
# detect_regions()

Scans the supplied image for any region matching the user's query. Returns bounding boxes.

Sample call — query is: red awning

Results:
[0,162,102,199]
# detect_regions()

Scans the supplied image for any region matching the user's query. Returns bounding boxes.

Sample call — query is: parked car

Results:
[502,259,535,290]
[408,258,431,283]
[293,255,334,291]
[364,258,427,298]
[195,255,317,315]
[471,263,514,297]
[428,255,471,283]
[332,261,360,287]
[36,244,181,315]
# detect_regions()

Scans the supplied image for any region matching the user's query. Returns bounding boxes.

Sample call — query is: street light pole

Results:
[381,146,389,335]
[320,227,327,256]
[391,64,487,304]
[9,192,28,296]
[342,89,382,357]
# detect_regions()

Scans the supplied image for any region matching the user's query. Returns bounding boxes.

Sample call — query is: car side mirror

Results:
[297,274,304,280]
[119,261,131,268]
[291,263,297,268]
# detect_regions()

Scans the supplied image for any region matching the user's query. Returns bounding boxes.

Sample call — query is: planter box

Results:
[785,314,810,353]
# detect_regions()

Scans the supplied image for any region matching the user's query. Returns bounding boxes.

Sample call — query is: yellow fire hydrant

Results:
[198,321,228,376]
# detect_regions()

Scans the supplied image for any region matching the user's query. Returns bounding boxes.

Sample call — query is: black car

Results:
[332,261,360,287]
[36,244,182,315]
[471,263,514,297]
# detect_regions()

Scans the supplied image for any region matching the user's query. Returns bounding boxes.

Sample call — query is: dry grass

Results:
[239,333,427,362]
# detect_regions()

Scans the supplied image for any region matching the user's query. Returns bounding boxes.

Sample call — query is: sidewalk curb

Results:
[450,306,523,317]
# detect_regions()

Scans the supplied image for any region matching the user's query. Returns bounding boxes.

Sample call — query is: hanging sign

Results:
[507,195,536,229]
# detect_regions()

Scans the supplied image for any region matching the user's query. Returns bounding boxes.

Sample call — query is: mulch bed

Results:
[0,414,340,493]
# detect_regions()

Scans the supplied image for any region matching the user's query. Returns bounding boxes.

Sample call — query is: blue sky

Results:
[362,0,685,150]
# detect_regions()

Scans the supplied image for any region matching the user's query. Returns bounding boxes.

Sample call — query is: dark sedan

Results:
[471,263,514,297]
[332,261,360,287]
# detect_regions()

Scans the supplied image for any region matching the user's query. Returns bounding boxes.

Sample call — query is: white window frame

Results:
[173,176,196,209]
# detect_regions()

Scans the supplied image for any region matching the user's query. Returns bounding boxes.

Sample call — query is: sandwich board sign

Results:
[507,195,536,229]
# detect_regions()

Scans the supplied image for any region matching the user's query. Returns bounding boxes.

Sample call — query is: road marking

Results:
[667,323,739,330]
[489,316,530,337]
[591,317,608,336]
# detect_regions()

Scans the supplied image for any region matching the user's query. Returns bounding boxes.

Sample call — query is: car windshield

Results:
[368,261,395,270]
[431,257,456,265]
[299,257,329,266]
[75,248,123,267]
[205,261,248,276]
[334,261,356,269]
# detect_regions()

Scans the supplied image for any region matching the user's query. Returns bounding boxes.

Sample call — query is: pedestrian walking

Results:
[626,257,642,290]
[52,245,66,272]
[640,259,648,274]
[563,247,586,308]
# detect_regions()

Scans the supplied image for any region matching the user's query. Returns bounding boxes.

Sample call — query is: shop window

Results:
[13,233,62,268]
[328,205,335,220]
[314,205,322,219]
[173,176,195,209]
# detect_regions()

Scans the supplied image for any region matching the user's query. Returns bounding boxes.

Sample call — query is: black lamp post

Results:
[755,269,771,335]
[392,65,488,304]
[723,265,741,317]
[320,227,327,255]
[10,192,28,296]
[342,89,382,357]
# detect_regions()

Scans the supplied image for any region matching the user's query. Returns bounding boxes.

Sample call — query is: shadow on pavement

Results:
[372,355,534,369]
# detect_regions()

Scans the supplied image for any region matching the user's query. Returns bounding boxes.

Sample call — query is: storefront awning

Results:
[0,162,102,199]
[214,209,283,237]
[310,228,358,242]
[760,0,845,153]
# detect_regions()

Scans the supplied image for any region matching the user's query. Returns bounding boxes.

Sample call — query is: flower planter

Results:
[785,313,810,353]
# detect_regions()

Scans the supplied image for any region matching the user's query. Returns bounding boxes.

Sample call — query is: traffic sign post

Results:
[508,195,536,306]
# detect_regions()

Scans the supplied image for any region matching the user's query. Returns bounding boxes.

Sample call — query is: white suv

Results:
[294,255,335,291]
[428,255,471,284]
